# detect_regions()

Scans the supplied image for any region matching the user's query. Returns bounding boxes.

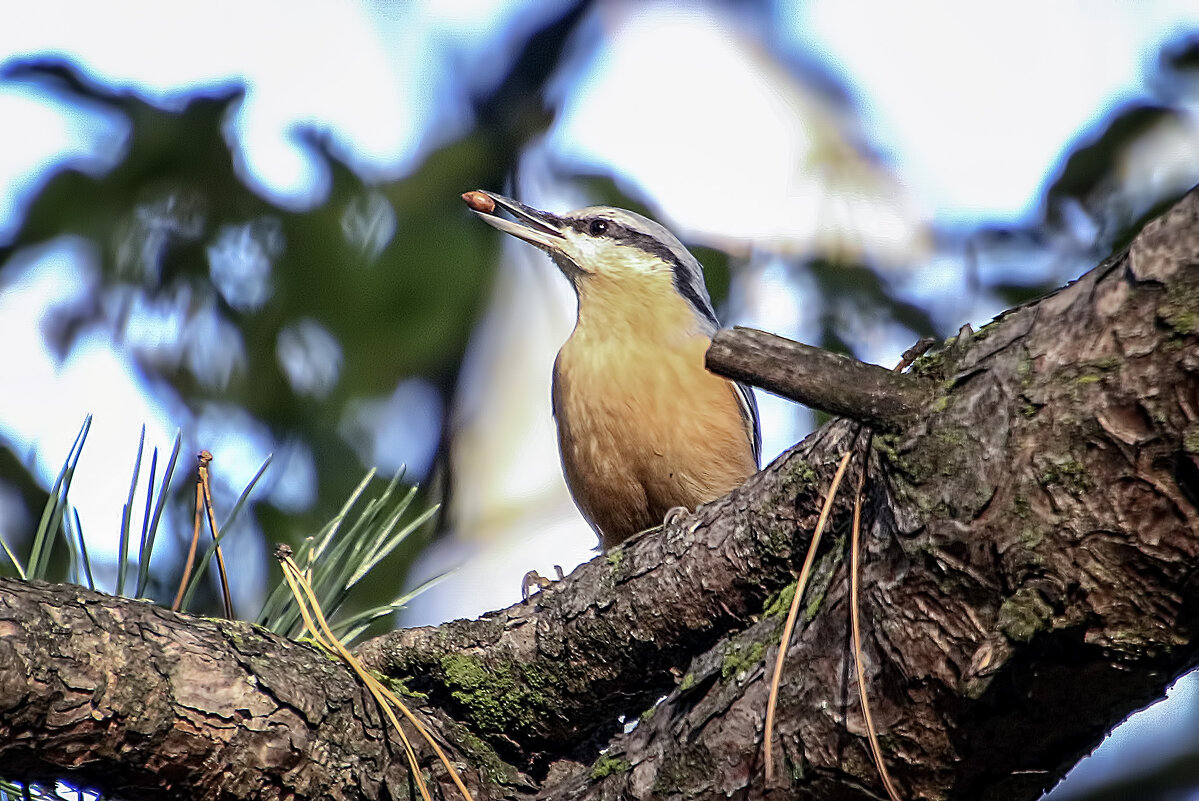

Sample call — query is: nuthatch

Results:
[464,190,760,550]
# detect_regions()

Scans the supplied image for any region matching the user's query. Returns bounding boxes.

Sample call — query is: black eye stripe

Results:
[571,218,668,256]
[567,216,719,327]
[573,219,678,265]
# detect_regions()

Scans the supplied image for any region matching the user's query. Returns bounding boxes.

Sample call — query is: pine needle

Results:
[275,548,474,801]
[172,451,268,615]
[257,468,429,640]
[833,345,929,798]
[29,415,92,580]
[850,441,902,800]
[764,448,853,779]
[278,558,432,801]
[116,425,146,597]
[0,532,25,579]
[137,430,182,598]
[762,345,929,788]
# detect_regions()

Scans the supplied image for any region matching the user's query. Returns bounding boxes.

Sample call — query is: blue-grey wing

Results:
[733,380,761,468]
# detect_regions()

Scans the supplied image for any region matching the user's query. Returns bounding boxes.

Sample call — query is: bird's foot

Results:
[521,564,565,602]
[662,506,690,528]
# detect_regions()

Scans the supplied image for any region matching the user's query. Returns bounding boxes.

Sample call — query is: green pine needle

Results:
[136,430,181,598]
[69,510,94,591]
[28,415,92,580]
[259,467,436,641]
[116,424,146,598]
[0,531,25,579]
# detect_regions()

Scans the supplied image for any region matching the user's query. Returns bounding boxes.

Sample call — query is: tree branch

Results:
[0,579,490,800]
[705,327,935,430]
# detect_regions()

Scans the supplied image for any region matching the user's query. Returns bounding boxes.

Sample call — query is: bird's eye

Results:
[589,219,609,236]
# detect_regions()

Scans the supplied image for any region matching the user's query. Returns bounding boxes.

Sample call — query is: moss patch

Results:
[440,653,552,735]
[721,639,766,681]
[908,346,948,380]
[1019,526,1045,550]
[884,423,972,486]
[1161,279,1199,336]
[1184,424,1199,455]
[386,675,429,701]
[998,588,1053,643]
[1016,353,1034,386]
[778,460,818,498]
[801,537,845,621]
[762,582,797,618]
[589,755,631,781]
[1012,493,1030,519]
[454,727,517,787]
[1040,457,1092,494]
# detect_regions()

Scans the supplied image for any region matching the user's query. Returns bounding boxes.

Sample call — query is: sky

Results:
[1,1,1199,796]
[792,0,1199,220]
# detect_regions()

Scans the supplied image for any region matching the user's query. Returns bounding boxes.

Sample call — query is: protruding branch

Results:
[706,327,934,430]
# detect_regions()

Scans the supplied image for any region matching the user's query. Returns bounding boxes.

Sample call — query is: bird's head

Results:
[465,190,721,333]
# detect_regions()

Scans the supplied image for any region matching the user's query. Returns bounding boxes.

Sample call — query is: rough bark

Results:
[0,580,487,800]
[1,188,1198,800]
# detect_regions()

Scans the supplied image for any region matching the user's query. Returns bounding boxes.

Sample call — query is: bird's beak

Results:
[463,190,567,253]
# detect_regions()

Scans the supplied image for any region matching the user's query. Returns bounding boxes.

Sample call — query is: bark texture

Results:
[2,188,1198,801]
[0,580,483,800]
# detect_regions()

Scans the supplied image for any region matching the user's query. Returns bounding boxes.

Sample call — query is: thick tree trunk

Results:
[2,188,1198,801]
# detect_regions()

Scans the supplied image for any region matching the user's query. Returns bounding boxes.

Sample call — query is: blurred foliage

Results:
[0,0,590,609]
[806,256,938,351]
[1043,102,1181,244]
[0,7,1195,629]
[1042,31,1199,254]
[0,62,499,606]
[1054,750,1199,801]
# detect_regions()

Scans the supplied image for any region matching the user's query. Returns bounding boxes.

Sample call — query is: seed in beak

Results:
[461,190,495,214]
